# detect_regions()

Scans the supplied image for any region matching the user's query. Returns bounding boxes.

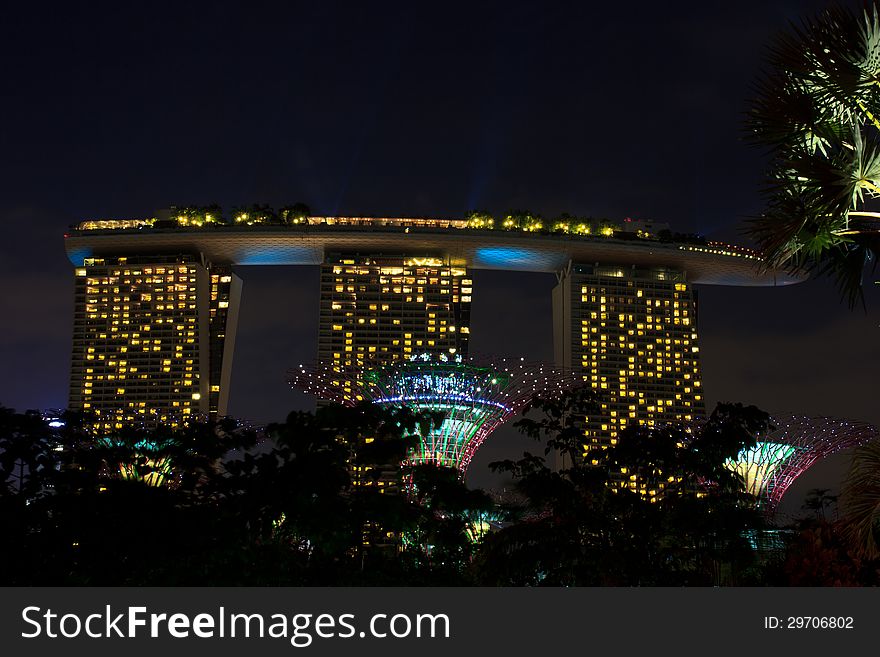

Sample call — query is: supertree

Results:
[289,353,583,473]
[96,436,175,487]
[726,415,879,514]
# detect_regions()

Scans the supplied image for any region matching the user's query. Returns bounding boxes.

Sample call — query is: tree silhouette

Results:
[476,392,772,585]
[280,203,312,224]
[0,398,803,585]
[0,406,55,499]
[803,488,839,522]
[0,400,503,585]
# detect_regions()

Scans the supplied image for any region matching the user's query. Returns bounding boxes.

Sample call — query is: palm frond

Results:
[747,4,880,304]
[841,439,880,559]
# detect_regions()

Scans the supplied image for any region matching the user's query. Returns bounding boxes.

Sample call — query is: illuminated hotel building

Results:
[553,263,704,450]
[68,255,241,431]
[64,215,799,442]
[318,253,472,392]
[317,253,472,540]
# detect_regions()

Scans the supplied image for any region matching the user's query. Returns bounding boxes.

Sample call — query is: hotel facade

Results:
[69,254,240,431]
[318,253,472,400]
[553,263,703,449]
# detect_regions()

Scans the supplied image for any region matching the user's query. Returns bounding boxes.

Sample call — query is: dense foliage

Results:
[1,393,877,585]
[478,392,774,585]
[0,403,487,585]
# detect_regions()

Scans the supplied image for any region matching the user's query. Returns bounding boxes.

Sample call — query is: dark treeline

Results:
[0,393,877,586]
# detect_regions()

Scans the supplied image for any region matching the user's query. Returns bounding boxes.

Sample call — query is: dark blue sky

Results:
[1,0,877,505]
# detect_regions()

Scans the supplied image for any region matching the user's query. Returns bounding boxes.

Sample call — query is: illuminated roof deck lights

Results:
[65,218,804,286]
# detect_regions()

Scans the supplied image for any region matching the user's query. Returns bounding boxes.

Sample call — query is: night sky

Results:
[2,0,878,512]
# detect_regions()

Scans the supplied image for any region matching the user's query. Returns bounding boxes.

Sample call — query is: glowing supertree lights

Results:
[725,415,878,513]
[727,441,797,498]
[290,353,582,473]
[96,436,174,487]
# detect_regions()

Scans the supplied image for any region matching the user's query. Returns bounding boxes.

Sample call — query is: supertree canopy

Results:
[725,416,878,513]
[290,353,582,473]
[96,436,174,487]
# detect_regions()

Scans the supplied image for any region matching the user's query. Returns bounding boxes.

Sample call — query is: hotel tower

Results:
[553,262,705,494]
[553,263,704,444]
[68,254,241,431]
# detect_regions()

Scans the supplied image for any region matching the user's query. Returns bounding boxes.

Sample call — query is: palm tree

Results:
[0,407,55,499]
[802,487,839,521]
[841,440,880,559]
[748,3,880,306]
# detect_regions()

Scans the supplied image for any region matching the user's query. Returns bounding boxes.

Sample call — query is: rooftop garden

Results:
[75,204,712,246]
